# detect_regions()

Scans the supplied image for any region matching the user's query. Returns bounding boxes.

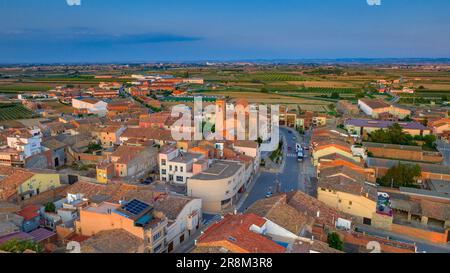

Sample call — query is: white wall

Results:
[165,198,202,252]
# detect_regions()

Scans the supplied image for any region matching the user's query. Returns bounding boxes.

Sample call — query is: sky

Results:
[0,0,449,63]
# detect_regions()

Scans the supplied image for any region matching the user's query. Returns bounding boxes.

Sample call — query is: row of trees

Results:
[367,123,437,150]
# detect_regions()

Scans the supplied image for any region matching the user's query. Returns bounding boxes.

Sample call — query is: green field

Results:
[245,72,306,82]
[0,85,52,93]
[0,104,34,120]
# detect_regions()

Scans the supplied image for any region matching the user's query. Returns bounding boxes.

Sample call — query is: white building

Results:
[72,97,108,117]
[6,127,42,158]
[187,160,245,214]
[153,195,202,253]
[158,146,205,185]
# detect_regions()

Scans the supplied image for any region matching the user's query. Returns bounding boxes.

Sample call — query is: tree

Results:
[355,92,365,99]
[330,92,340,99]
[87,142,102,153]
[422,134,437,150]
[368,123,415,146]
[380,163,421,188]
[327,232,343,251]
[44,202,56,213]
[0,239,43,253]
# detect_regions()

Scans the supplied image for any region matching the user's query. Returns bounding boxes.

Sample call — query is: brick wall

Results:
[367,146,443,163]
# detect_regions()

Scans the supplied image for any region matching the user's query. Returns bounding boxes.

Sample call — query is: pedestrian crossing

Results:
[287,153,298,158]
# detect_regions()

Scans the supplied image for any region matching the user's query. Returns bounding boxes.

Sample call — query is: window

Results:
[161,169,166,175]
[169,165,172,171]
[153,232,161,241]
[349,201,353,206]
[161,159,166,166]
[175,166,178,172]
[180,166,184,172]
[176,176,184,182]
[180,234,185,243]
[154,243,162,252]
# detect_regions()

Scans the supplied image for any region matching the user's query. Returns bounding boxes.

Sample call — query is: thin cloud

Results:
[0,28,202,45]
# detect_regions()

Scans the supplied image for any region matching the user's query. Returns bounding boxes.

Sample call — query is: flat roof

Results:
[171,152,203,164]
[367,157,450,175]
[345,119,428,131]
[84,202,119,214]
[363,142,423,151]
[428,180,450,195]
[190,160,242,180]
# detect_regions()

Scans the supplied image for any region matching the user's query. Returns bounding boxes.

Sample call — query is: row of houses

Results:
[311,127,450,244]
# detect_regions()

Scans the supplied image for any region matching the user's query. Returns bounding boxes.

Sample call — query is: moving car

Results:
[297,152,304,162]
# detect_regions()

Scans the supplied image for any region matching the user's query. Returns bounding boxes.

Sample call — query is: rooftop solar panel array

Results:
[121,199,150,216]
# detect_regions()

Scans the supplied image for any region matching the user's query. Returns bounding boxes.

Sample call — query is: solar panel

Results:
[121,199,150,216]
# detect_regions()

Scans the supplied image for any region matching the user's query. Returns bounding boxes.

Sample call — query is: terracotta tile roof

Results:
[313,140,352,154]
[81,229,144,253]
[319,153,362,165]
[111,145,147,164]
[286,191,355,228]
[233,140,258,149]
[63,180,156,205]
[0,167,35,201]
[320,165,366,181]
[121,128,173,142]
[318,166,377,201]
[197,213,285,253]
[100,126,122,134]
[139,112,171,124]
[420,199,450,221]
[152,194,194,220]
[246,195,311,235]
[289,239,343,253]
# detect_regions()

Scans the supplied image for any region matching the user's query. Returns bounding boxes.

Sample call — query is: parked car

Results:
[265,191,273,198]
[142,177,154,185]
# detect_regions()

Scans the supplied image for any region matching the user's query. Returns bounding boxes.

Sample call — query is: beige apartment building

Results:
[187,160,245,214]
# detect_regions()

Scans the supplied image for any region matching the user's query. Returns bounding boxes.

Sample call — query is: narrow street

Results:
[238,127,316,212]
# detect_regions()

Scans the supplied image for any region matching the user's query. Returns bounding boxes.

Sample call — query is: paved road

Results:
[238,127,315,212]
[437,140,450,166]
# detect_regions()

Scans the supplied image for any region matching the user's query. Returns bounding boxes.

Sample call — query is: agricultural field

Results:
[0,103,34,120]
[0,83,52,93]
[192,90,332,109]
